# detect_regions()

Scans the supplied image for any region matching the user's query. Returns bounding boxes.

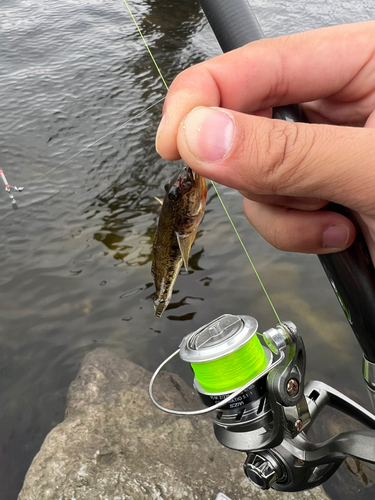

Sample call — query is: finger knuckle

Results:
[253,121,314,195]
[267,213,290,251]
[266,122,300,192]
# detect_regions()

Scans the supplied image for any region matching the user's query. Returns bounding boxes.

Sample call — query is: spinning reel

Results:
[150,314,375,492]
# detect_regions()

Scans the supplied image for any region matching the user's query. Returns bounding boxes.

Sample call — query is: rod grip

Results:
[318,206,375,362]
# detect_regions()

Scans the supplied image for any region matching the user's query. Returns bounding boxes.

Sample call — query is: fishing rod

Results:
[148,0,375,493]
[197,0,375,384]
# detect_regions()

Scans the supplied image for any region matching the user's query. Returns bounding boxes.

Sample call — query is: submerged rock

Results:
[18,348,330,500]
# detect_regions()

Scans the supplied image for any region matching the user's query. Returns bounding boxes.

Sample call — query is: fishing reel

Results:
[150,314,375,492]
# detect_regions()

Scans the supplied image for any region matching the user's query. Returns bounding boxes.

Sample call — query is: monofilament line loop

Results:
[123,0,281,324]
[149,346,285,416]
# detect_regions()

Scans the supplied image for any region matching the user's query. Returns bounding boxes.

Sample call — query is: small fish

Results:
[152,165,207,317]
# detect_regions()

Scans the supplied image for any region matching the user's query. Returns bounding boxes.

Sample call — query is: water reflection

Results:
[89,0,206,272]
[138,0,205,76]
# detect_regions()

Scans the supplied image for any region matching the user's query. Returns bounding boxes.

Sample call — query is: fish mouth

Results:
[186,167,198,182]
[154,300,167,318]
[188,168,206,192]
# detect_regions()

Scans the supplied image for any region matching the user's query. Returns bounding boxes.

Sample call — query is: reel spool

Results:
[179,315,273,429]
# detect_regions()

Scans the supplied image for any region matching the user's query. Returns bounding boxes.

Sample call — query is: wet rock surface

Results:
[18,348,330,500]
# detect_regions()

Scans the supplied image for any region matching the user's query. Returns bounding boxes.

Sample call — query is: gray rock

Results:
[18,348,330,500]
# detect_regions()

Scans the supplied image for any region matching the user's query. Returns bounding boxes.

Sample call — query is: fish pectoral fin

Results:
[154,197,163,205]
[176,228,197,272]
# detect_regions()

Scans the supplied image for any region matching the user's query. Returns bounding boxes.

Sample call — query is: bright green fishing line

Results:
[122,0,169,91]
[191,334,268,393]
[211,184,282,324]
[122,0,282,327]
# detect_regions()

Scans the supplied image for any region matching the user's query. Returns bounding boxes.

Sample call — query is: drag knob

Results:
[244,452,283,489]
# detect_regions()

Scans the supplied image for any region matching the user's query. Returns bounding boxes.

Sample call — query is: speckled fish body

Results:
[151,165,207,317]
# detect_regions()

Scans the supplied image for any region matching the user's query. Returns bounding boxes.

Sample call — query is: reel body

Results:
[150,314,375,491]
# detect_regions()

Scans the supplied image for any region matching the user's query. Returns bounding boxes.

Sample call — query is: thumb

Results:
[176,106,375,217]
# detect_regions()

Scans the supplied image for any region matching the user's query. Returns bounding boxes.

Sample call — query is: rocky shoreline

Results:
[17,348,331,500]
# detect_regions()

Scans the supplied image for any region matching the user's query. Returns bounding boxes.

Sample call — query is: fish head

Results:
[153,283,174,318]
[164,165,207,216]
[153,296,167,318]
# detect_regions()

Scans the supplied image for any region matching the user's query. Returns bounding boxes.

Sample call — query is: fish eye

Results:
[168,187,181,201]
[182,180,193,190]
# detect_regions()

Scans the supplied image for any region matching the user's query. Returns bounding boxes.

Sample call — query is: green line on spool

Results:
[191,334,268,393]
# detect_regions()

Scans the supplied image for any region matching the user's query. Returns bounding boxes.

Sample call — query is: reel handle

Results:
[305,380,375,431]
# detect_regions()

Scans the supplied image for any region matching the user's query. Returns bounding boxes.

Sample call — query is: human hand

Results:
[155,22,375,260]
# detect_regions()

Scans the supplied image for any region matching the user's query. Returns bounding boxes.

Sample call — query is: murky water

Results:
[1,0,375,498]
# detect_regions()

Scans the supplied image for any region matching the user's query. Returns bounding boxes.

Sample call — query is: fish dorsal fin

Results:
[154,197,163,205]
[176,228,198,272]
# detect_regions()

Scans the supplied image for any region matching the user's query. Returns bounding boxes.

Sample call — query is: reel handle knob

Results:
[244,452,284,490]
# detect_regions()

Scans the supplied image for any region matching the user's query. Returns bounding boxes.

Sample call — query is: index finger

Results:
[156,21,375,160]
